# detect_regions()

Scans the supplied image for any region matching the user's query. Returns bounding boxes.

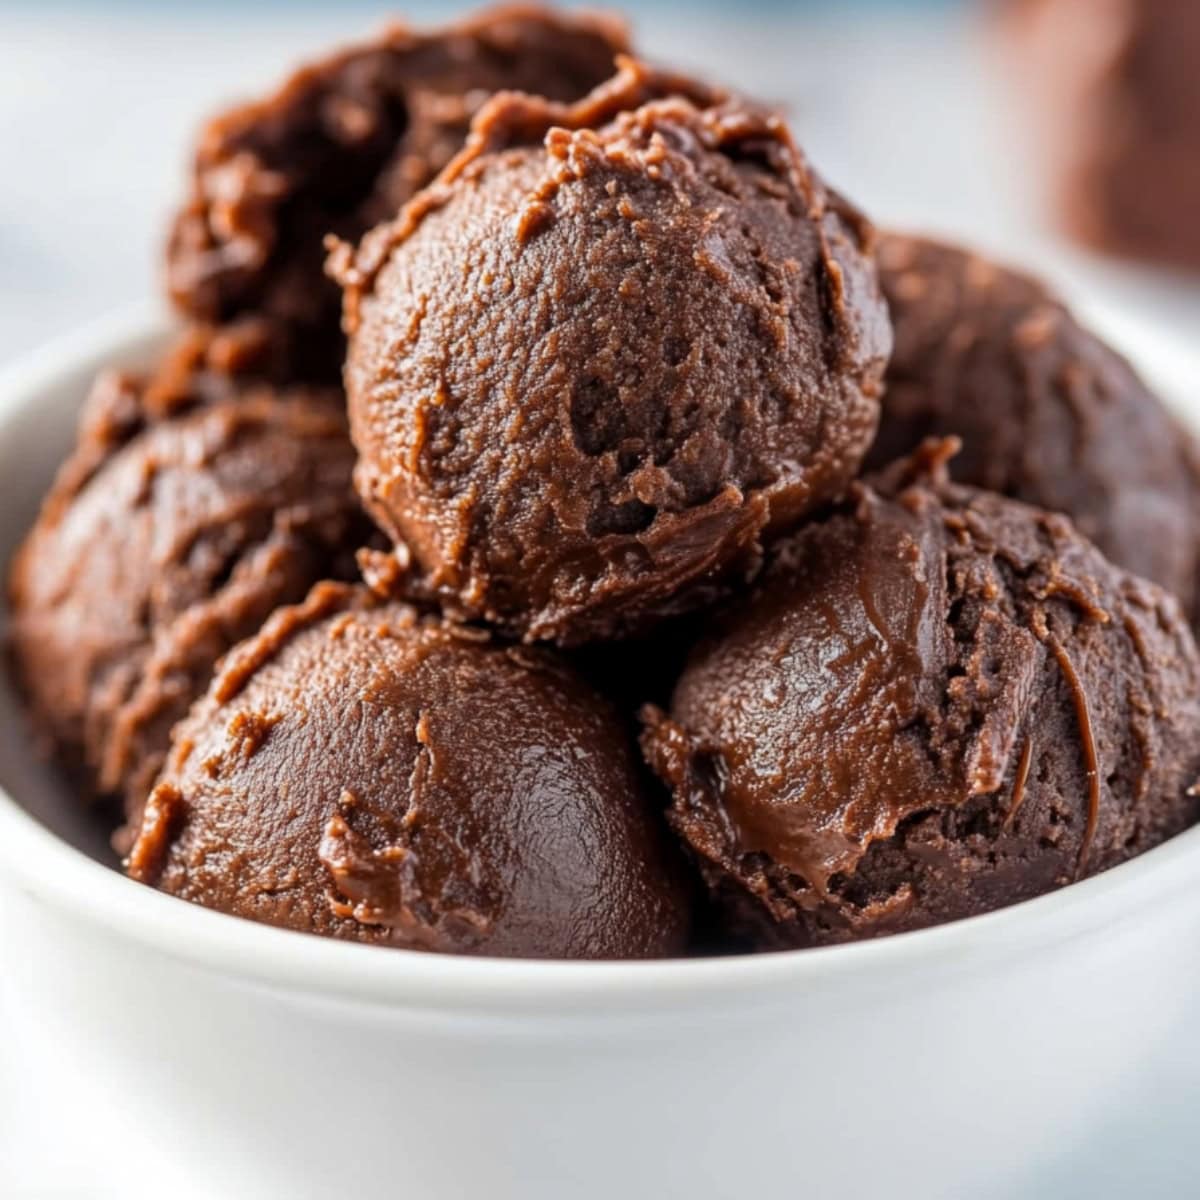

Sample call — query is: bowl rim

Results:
[1,299,1198,1016]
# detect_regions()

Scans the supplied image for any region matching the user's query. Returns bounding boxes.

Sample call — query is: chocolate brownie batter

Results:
[871,234,1200,621]
[642,442,1200,948]
[129,584,691,960]
[1007,0,1200,271]
[8,375,365,839]
[70,318,297,445]
[338,60,890,645]
[167,4,628,379]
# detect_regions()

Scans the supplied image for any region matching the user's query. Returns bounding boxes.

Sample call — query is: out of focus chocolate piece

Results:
[1007,0,1200,271]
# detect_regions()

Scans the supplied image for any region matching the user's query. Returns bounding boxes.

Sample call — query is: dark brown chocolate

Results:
[167,4,628,380]
[642,443,1200,948]
[129,584,691,959]
[871,233,1200,623]
[338,60,890,646]
[7,373,367,841]
[1008,0,1200,271]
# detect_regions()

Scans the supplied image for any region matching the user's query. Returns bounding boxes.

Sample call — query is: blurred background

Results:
[3,0,1199,365]
[2,0,1199,1194]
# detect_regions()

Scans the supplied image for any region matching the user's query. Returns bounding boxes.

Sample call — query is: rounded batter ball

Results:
[338,60,890,645]
[642,442,1200,948]
[128,584,691,960]
[871,233,1200,621]
[8,370,366,837]
[167,4,628,380]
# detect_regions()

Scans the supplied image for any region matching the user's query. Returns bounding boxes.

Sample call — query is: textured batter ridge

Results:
[129,583,691,960]
[871,233,1200,622]
[166,4,628,379]
[642,441,1200,947]
[339,59,890,644]
[8,377,366,840]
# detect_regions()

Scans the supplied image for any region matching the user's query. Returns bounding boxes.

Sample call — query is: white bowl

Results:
[2,303,1200,1200]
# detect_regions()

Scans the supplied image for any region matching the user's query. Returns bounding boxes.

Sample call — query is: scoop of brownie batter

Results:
[871,233,1200,622]
[167,4,628,380]
[128,584,691,960]
[642,442,1200,948]
[338,60,889,645]
[8,370,366,840]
